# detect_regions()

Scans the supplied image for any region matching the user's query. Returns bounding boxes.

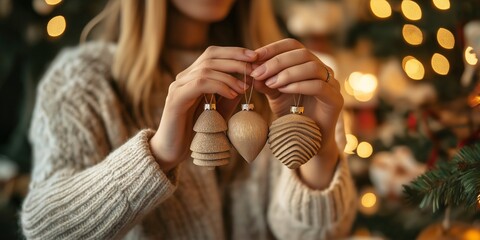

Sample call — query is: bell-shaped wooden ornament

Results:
[227,104,268,163]
[268,106,322,169]
[190,103,230,170]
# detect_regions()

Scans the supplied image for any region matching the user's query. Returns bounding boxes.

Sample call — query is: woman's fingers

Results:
[178,68,246,94]
[250,48,319,81]
[176,59,252,85]
[253,38,305,62]
[194,46,258,64]
[180,77,240,101]
[262,60,325,88]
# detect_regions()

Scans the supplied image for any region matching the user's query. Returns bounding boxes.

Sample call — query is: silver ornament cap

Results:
[241,103,254,111]
[204,103,216,110]
[290,106,304,114]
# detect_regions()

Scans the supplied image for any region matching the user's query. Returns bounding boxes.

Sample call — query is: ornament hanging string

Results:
[293,94,302,107]
[203,93,215,105]
[244,63,254,105]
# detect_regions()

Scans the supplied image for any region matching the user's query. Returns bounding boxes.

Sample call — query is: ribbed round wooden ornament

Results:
[268,106,322,169]
[227,104,268,163]
[190,103,230,170]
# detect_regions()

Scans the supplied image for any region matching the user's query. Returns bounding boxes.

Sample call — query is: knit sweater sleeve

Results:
[21,43,178,239]
[267,115,357,239]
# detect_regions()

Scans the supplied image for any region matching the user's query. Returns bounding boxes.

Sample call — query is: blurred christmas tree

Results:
[278,0,480,239]
[337,0,480,239]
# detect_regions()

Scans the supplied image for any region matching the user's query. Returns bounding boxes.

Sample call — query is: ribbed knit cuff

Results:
[276,155,355,228]
[106,129,178,211]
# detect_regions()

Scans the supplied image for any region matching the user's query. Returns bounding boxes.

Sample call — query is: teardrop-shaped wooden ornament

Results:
[190,103,230,169]
[268,106,322,169]
[227,104,268,163]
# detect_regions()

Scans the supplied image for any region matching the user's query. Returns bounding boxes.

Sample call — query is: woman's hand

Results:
[250,38,343,189]
[150,46,258,171]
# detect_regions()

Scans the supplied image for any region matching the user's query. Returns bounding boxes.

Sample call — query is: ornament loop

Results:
[290,106,304,114]
[293,94,303,107]
[244,63,254,105]
[204,93,215,105]
[241,103,254,111]
[204,103,216,110]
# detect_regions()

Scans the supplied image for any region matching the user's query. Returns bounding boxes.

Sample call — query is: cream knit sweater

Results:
[21,42,357,240]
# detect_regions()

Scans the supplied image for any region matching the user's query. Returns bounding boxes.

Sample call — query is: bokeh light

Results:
[401,0,422,21]
[436,28,455,49]
[464,229,480,240]
[358,187,379,215]
[402,56,414,68]
[361,192,377,208]
[347,72,378,102]
[344,77,355,96]
[47,15,66,37]
[370,0,392,19]
[354,91,376,102]
[433,0,450,10]
[45,0,62,5]
[431,53,450,75]
[465,46,478,65]
[349,74,378,94]
[344,134,359,154]
[357,142,373,158]
[402,24,423,45]
[403,56,425,80]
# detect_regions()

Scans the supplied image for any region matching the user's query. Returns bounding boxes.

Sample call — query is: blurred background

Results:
[1,0,480,239]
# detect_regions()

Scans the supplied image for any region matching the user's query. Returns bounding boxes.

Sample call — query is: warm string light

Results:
[361,192,377,208]
[401,0,422,21]
[465,46,478,66]
[403,56,425,80]
[431,53,450,75]
[45,0,62,5]
[47,15,66,37]
[464,229,480,240]
[370,0,392,19]
[433,0,450,10]
[357,142,373,158]
[437,28,455,49]
[358,187,379,215]
[344,134,373,159]
[402,24,423,45]
[344,134,358,154]
[346,72,378,102]
[399,3,454,80]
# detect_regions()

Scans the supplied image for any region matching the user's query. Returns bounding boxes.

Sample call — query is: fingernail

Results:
[258,48,269,60]
[245,50,257,58]
[237,80,246,89]
[265,76,277,87]
[250,65,266,78]
[230,89,238,97]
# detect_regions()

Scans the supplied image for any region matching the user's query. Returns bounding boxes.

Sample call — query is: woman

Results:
[21,0,356,239]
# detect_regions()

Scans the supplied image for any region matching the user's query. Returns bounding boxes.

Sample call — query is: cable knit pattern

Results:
[21,41,357,240]
[268,156,357,239]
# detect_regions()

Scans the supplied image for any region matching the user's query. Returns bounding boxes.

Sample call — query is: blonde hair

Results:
[82,0,283,127]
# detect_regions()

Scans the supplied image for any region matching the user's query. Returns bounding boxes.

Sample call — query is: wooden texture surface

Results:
[268,114,322,169]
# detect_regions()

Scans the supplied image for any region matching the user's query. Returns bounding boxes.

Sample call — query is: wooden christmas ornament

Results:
[228,104,268,163]
[268,106,322,169]
[190,103,231,170]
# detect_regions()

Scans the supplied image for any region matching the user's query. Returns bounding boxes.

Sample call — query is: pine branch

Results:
[404,142,480,212]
